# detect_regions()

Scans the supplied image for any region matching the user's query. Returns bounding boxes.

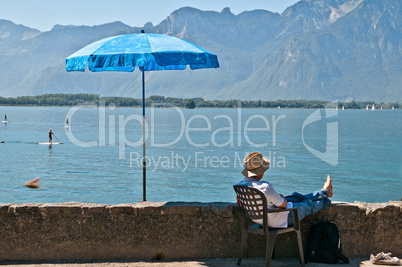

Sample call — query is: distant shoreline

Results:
[0,93,400,109]
[0,105,400,110]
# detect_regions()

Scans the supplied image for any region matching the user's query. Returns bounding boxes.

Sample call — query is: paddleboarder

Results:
[65,118,69,127]
[49,129,54,143]
[4,114,7,121]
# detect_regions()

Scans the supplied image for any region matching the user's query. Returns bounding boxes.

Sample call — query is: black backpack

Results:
[305,221,349,264]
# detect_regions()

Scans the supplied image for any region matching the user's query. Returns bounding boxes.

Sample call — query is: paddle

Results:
[53,133,63,144]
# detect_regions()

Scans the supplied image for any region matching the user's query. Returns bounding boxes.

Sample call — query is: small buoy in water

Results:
[24,177,42,189]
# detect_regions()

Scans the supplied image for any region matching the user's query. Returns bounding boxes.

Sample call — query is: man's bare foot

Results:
[323,175,333,198]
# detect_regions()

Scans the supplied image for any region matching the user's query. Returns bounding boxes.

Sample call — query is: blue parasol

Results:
[66,31,219,201]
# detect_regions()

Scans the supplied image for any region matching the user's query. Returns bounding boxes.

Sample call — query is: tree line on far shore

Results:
[0,93,399,109]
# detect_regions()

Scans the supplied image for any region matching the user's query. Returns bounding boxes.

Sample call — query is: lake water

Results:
[0,105,401,204]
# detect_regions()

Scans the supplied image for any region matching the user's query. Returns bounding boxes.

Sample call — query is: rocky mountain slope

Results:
[0,0,400,102]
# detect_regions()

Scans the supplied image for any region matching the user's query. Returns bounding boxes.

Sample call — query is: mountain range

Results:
[0,0,400,102]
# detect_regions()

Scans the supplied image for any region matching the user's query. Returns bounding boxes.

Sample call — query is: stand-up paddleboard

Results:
[38,142,63,145]
[2,121,8,123]
[65,125,69,128]
[0,141,4,143]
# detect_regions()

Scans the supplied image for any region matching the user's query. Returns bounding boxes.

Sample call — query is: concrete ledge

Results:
[0,201,400,262]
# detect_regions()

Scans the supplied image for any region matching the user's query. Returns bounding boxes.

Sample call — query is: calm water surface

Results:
[0,106,400,204]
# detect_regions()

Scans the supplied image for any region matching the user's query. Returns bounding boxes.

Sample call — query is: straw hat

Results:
[242,152,270,178]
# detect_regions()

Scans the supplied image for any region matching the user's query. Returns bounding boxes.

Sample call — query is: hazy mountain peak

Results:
[50,21,132,32]
[171,6,206,16]
[51,24,77,31]
[282,0,362,22]
[220,7,233,15]
[0,19,41,42]
[143,22,153,28]
[0,19,40,32]
[156,7,222,37]
[0,0,400,102]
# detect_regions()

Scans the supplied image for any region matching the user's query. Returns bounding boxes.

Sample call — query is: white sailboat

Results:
[342,106,344,110]
[366,105,369,110]
[371,104,375,110]
[392,106,395,110]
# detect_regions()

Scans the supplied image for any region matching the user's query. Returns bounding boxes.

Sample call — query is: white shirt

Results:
[237,177,293,228]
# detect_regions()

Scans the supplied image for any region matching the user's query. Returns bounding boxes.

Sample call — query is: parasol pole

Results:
[141,67,146,202]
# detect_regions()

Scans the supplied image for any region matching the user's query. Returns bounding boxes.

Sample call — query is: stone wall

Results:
[0,201,400,262]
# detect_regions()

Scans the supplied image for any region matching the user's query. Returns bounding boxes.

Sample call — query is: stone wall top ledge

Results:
[0,201,400,211]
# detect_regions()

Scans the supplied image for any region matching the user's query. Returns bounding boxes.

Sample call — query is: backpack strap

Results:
[337,251,349,263]
[331,224,349,264]
[337,244,349,264]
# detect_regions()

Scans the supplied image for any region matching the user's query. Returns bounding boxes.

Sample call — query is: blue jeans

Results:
[286,189,331,226]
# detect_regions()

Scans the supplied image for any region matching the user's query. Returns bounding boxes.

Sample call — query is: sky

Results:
[0,0,299,32]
